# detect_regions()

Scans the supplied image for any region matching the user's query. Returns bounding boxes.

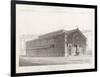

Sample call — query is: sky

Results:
[16,4,95,53]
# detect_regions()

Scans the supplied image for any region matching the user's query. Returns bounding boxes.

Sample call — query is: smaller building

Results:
[26,28,87,57]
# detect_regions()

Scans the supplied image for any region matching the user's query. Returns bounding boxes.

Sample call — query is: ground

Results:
[19,55,92,66]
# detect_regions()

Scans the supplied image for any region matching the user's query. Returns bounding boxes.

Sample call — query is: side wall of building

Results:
[53,33,65,56]
[26,33,65,57]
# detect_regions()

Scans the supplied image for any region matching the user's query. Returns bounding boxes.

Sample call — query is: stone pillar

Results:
[65,34,68,56]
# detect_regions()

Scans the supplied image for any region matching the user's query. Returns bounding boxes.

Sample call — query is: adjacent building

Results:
[26,28,87,57]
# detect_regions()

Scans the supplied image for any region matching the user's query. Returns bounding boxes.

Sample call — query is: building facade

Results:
[26,28,87,57]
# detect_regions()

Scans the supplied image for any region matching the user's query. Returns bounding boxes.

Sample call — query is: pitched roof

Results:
[38,28,86,39]
[66,28,87,39]
[39,29,65,39]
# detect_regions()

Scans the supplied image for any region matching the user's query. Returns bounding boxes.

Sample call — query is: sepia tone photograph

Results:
[11,1,97,76]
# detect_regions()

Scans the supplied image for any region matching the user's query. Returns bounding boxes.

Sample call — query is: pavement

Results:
[19,55,92,66]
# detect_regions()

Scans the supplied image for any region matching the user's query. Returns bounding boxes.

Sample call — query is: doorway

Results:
[74,44,79,56]
[68,44,72,56]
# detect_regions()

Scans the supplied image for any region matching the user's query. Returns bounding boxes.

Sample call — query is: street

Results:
[19,55,92,66]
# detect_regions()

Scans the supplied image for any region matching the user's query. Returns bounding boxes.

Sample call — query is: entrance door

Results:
[74,45,79,56]
[68,44,72,56]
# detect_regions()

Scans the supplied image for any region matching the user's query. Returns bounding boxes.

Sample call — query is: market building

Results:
[26,28,87,57]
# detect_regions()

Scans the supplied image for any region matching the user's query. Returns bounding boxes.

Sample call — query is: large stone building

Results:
[26,28,87,57]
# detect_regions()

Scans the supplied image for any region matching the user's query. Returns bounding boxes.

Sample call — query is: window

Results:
[50,44,55,48]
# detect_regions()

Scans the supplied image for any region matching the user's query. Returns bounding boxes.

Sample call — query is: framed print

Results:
[11,0,97,76]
